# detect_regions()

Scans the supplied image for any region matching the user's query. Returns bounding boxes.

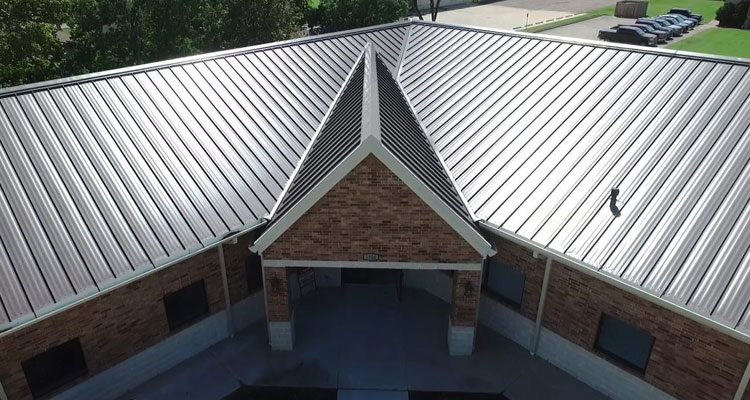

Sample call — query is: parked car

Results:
[598,26,658,46]
[637,18,683,36]
[652,17,689,34]
[664,14,697,29]
[659,15,694,30]
[669,8,702,23]
[622,23,670,42]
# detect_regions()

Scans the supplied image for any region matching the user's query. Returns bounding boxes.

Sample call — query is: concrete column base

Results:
[268,314,295,351]
[448,317,476,356]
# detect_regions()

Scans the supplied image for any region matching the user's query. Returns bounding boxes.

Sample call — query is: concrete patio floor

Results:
[118,287,608,400]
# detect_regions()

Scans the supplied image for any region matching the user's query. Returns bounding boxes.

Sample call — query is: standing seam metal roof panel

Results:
[0,24,410,331]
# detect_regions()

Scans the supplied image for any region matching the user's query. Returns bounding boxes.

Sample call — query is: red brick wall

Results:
[223,233,257,304]
[264,267,292,322]
[489,237,546,320]
[451,271,481,326]
[542,261,750,400]
[264,155,482,264]
[0,246,236,400]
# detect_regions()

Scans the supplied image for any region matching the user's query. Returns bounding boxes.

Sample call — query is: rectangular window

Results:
[484,260,525,307]
[163,280,209,331]
[595,314,655,373]
[22,338,88,399]
[245,254,263,294]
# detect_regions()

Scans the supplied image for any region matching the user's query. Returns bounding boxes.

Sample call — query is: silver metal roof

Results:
[3,20,750,341]
[400,23,750,336]
[271,44,473,226]
[0,24,409,330]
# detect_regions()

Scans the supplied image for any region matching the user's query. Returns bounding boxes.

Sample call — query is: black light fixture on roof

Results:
[610,188,622,218]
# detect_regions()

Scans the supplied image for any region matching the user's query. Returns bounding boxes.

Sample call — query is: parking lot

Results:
[543,14,717,48]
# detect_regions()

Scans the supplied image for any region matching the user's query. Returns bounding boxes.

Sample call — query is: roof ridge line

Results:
[0,22,412,98]
[361,43,381,141]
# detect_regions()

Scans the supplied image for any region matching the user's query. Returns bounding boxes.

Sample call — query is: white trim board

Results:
[252,137,495,258]
[263,259,482,271]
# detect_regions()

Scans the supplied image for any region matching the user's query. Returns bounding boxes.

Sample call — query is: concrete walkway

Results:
[119,287,608,400]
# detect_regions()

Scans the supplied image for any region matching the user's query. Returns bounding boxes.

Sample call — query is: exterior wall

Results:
[490,237,546,320]
[542,261,750,400]
[264,267,292,322]
[0,233,258,400]
[451,271,481,326]
[264,155,482,264]
[223,233,257,304]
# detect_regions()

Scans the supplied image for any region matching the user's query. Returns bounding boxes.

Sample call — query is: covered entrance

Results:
[249,45,496,356]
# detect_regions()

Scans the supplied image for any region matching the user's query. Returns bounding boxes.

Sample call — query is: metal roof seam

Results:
[0,101,89,298]
[90,79,214,244]
[63,84,196,253]
[23,93,125,282]
[114,75,237,234]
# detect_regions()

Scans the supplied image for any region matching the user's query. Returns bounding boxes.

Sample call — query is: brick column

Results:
[449,270,481,355]
[264,267,294,350]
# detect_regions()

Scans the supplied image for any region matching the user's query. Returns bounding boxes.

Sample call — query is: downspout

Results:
[734,359,750,400]
[530,257,553,355]
[218,243,234,337]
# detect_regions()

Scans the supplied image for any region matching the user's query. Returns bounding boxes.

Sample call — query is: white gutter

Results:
[0,219,267,339]
[217,243,234,337]
[530,257,552,355]
[735,360,750,400]
[477,220,750,346]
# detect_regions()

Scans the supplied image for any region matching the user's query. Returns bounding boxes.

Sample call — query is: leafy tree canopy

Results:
[316,0,407,33]
[67,0,307,75]
[0,0,69,88]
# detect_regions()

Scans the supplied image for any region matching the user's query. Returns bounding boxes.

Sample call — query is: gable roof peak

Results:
[362,43,381,141]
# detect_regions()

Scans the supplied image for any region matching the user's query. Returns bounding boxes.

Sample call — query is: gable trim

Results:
[251,137,495,257]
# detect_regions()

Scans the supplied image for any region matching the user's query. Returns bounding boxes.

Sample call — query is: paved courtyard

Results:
[119,287,608,400]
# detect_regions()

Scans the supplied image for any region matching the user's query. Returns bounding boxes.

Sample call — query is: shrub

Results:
[716,0,750,28]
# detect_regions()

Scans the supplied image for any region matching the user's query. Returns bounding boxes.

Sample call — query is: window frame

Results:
[594,313,655,374]
[482,259,525,309]
[21,338,89,399]
[163,279,210,332]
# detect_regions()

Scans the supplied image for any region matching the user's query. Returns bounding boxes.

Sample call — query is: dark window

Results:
[163,280,209,331]
[245,254,263,294]
[484,260,525,307]
[22,338,88,399]
[595,314,655,373]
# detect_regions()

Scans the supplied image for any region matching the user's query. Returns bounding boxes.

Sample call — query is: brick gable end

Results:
[264,154,482,264]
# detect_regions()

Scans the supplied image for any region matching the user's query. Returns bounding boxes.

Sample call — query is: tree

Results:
[410,0,442,22]
[317,0,408,33]
[67,0,307,75]
[0,0,69,88]
[716,0,750,28]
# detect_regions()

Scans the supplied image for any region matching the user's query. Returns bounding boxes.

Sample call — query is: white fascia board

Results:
[263,259,482,271]
[369,139,495,257]
[478,220,750,346]
[252,145,371,253]
[265,48,368,220]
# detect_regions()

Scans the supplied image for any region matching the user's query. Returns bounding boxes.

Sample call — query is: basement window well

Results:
[595,314,655,373]
[164,280,209,332]
[22,338,88,399]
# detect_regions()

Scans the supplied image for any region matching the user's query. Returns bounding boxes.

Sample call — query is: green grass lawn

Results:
[524,0,724,32]
[309,0,320,9]
[667,27,750,58]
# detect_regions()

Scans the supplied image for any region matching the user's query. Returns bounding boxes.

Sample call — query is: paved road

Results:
[543,16,631,41]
